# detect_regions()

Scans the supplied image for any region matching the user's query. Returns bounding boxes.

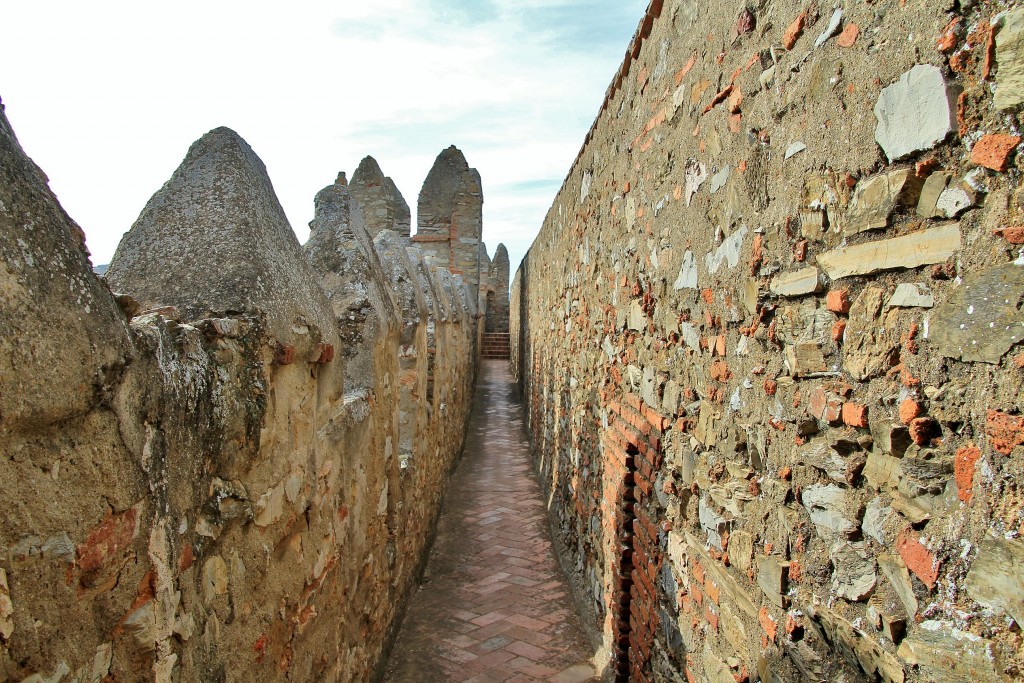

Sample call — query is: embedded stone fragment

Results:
[684,160,708,205]
[817,224,961,279]
[757,555,789,607]
[878,554,919,617]
[831,541,877,601]
[873,65,957,162]
[928,263,1024,364]
[843,286,900,381]
[897,622,1002,682]
[786,342,828,377]
[203,556,229,603]
[770,267,821,297]
[784,141,807,159]
[705,226,746,273]
[802,483,858,538]
[0,569,12,641]
[805,603,906,683]
[709,165,730,194]
[106,127,336,343]
[965,536,1024,626]
[674,250,698,290]
[917,172,950,218]
[896,528,939,589]
[814,9,843,49]
[994,9,1024,110]
[845,170,924,234]
[935,184,976,218]
[887,283,933,308]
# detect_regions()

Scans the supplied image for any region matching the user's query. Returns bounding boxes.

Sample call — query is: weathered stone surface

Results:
[897,622,1003,682]
[757,555,789,607]
[786,342,828,377]
[770,266,821,297]
[843,286,900,381]
[929,263,1024,364]
[917,171,950,218]
[350,155,412,237]
[0,101,132,431]
[107,127,336,344]
[994,9,1024,110]
[874,65,957,162]
[806,603,905,683]
[831,540,877,601]
[965,536,1024,626]
[887,283,933,308]
[802,484,857,538]
[845,170,924,234]
[818,224,961,280]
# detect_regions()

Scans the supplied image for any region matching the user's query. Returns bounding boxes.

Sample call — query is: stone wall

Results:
[0,104,481,682]
[512,1,1024,681]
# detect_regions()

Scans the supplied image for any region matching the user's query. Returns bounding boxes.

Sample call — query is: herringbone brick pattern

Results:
[384,361,597,683]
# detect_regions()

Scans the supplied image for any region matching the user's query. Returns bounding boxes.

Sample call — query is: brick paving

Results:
[384,360,598,683]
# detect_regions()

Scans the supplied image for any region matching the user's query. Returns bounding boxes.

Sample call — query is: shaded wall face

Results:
[0,114,479,683]
[513,1,1024,682]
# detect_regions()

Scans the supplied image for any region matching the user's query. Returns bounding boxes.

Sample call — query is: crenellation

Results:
[0,104,494,683]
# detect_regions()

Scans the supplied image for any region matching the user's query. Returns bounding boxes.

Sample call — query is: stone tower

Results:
[413,146,484,297]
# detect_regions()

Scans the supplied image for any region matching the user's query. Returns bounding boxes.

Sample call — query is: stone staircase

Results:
[481,332,510,360]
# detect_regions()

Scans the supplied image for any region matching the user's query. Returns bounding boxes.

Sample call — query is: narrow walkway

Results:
[384,360,597,683]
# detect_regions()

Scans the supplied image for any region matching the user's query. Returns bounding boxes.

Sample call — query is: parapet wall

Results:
[0,104,485,682]
[513,1,1024,681]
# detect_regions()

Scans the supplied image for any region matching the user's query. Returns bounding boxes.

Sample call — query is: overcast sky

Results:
[1,0,647,279]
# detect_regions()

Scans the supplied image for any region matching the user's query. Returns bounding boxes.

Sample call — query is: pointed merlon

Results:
[350,156,412,238]
[106,127,336,345]
[0,99,132,430]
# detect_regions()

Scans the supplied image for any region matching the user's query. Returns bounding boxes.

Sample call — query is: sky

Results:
[0,0,648,279]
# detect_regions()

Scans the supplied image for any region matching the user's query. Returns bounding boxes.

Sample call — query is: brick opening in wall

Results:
[612,442,639,682]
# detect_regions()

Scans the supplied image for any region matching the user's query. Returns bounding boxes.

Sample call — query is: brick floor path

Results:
[384,360,598,683]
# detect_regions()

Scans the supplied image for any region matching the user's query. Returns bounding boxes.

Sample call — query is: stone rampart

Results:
[0,104,482,682]
[512,1,1024,681]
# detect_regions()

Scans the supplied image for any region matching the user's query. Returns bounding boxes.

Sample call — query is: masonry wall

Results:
[512,1,1024,681]
[0,106,480,682]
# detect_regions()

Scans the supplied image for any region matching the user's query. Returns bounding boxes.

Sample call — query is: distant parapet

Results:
[0,100,132,431]
[485,243,510,333]
[350,156,412,238]
[373,229,428,347]
[105,127,335,345]
[414,146,484,295]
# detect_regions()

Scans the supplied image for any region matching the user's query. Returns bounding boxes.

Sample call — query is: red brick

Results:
[909,417,939,446]
[831,319,847,344]
[758,607,778,642]
[842,402,869,428]
[710,360,732,382]
[971,134,1021,172]
[955,444,982,503]
[837,22,859,47]
[899,399,924,425]
[764,379,778,396]
[994,227,1024,244]
[77,506,138,588]
[987,410,1024,455]
[826,289,851,314]
[783,12,807,50]
[897,528,939,589]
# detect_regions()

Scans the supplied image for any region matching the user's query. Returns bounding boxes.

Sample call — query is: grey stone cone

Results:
[106,127,335,345]
[350,156,411,238]
[0,98,133,432]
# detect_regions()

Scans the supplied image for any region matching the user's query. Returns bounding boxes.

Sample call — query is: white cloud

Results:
[0,0,647,278]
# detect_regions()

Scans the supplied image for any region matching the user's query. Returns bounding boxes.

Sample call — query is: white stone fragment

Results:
[710,166,730,194]
[935,185,975,218]
[815,9,843,48]
[874,65,957,162]
[685,160,709,206]
[673,250,698,290]
[887,283,934,308]
[785,141,807,159]
[705,226,747,274]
